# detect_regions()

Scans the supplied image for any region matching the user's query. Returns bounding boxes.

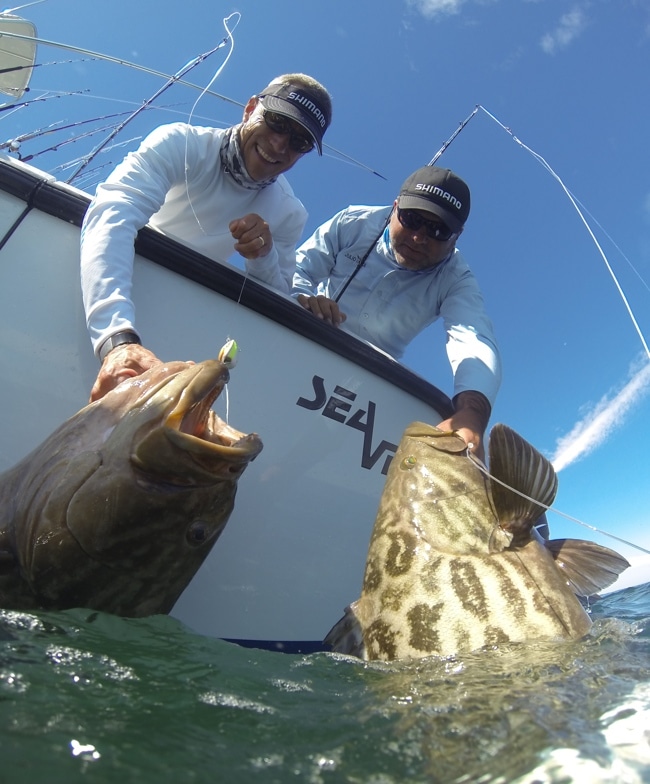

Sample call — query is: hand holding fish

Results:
[437,389,492,461]
[296,293,347,327]
[229,213,272,259]
[90,343,163,402]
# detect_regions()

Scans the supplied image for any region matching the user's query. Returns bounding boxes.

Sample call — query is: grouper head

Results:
[1,359,263,616]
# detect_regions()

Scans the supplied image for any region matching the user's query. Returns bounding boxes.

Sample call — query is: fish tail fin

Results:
[545,538,631,596]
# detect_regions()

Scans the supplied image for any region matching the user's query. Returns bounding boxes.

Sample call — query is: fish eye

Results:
[400,455,417,470]
[186,520,210,546]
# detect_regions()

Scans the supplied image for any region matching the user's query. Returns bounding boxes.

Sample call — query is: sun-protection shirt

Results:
[292,205,502,406]
[81,122,307,355]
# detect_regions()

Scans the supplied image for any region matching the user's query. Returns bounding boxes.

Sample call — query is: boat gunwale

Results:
[0,155,454,418]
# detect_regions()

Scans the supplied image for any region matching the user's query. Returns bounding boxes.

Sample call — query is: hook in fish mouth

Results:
[131,360,263,483]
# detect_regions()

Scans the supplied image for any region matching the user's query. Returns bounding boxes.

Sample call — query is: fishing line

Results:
[331,109,480,303]
[0,26,384,179]
[476,105,650,362]
[467,450,650,555]
[179,12,254,308]
[65,30,235,183]
[183,12,241,238]
[429,105,480,166]
[0,28,243,107]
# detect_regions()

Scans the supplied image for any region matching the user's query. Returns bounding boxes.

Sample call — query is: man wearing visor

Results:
[292,166,501,459]
[81,73,331,401]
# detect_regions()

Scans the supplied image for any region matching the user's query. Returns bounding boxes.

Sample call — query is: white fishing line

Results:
[183,12,241,236]
[478,105,650,362]
[467,450,650,555]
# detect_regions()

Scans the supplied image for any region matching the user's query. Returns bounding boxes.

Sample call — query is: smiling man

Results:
[81,74,331,401]
[292,166,501,459]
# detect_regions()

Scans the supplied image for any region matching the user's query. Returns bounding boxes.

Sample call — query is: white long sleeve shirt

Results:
[292,205,502,406]
[81,122,307,354]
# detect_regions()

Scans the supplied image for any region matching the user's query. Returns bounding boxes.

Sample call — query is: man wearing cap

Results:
[81,73,331,401]
[292,165,501,459]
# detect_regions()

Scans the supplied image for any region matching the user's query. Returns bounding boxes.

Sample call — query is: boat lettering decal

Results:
[297,375,397,475]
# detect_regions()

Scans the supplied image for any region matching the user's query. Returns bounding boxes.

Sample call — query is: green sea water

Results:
[1,583,649,784]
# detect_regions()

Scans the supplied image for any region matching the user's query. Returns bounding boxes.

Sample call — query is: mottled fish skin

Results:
[325,422,629,661]
[0,360,262,617]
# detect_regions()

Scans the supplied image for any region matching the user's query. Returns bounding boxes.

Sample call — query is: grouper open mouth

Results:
[131,359,264,484]
[1,354,264,616]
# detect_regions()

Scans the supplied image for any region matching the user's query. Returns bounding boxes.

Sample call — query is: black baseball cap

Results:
[398,166,471,232]
[258,82,331,155]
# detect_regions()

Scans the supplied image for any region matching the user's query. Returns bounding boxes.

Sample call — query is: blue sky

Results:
[2,0,649,588]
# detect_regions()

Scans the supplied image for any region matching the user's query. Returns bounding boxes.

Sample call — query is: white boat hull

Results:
[0,156,452,650]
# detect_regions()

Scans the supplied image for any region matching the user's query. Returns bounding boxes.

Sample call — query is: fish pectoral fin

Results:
[488,423,558,529]
[545,538,631,596]
[324,602,366,659]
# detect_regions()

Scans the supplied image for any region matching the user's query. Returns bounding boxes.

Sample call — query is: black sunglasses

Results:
[261,109,315,153]
[396,207,455,242]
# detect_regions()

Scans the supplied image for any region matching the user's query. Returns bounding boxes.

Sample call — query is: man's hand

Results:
[90,343,162,402]
[437,390,492,462]
[229,213,272,259]
[296,293,347,327]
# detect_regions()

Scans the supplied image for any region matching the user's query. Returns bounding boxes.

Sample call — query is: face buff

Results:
[219,125,277,191]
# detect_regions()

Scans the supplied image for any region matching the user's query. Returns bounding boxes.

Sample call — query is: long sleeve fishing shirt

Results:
[81,122,307,355]
[292,205,502,407]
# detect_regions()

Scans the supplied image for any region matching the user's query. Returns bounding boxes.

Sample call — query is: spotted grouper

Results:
[0,358,262,616]
[325,422,629,660]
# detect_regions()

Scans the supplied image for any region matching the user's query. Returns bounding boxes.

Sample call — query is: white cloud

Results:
[407,0,466,18]
[551,358,650,472]
[540,7,587,54]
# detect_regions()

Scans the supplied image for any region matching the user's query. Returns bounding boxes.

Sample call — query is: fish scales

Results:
[0,359,262,617]
[325,422,629,661]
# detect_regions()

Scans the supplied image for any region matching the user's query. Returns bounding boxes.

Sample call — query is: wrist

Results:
[452,391,491,432]
[98,330,141,362]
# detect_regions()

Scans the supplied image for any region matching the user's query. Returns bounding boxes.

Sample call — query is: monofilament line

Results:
[467,450,650,555]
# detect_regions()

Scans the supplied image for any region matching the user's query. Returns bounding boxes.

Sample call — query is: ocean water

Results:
[1,584,648,784]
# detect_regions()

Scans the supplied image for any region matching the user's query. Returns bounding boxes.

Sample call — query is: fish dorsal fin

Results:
[488,424,558,533]
[545,538,631,596]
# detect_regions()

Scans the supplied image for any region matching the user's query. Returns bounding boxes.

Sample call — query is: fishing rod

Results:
[65,37,235,183]
[333,108,481,303]
[0,26,386,180]
[428,105,480,165]
[0,28,243,108]
[3,102,183,161]
[477,104,650,363]
[0,88,87,116]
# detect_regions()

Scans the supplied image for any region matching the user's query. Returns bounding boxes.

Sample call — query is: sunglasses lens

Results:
[398,209,452,241]
[290,134,313,153]
[263,111,314,153]
[263,112,287,133]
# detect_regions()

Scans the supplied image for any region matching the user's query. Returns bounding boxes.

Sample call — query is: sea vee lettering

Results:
[297,375,398,475]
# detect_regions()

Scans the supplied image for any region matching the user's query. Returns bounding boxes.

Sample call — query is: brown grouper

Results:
[0,359,262,616]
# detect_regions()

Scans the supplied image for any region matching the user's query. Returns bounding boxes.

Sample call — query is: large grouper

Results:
[0,358,262,616]
[325,422,629,661]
